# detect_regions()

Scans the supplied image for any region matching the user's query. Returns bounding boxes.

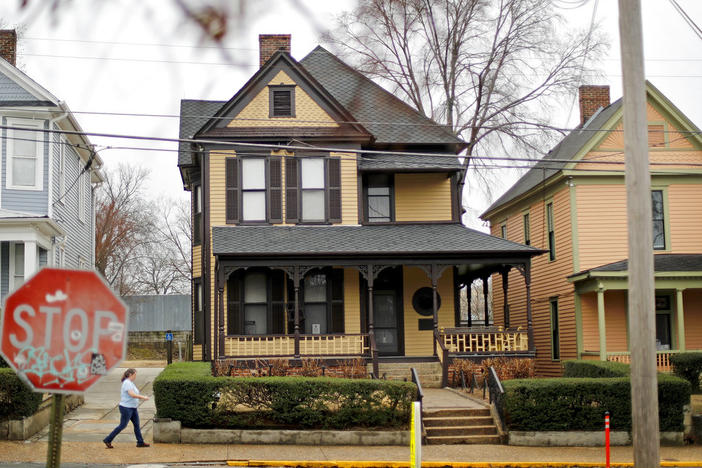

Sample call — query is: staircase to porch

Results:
[422,389,502,445]
[367,360,443,388]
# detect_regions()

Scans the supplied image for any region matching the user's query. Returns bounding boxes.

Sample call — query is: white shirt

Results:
[120,379,139,408]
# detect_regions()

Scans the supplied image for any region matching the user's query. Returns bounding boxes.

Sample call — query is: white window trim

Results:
[6,117,45,191]
[9,242,27,292]
[58,136,66,204]
[78,170,86,223]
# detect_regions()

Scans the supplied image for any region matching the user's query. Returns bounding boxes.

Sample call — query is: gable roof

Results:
[0,57,59,106]
[178,99,226,167]
[300,46,463,146]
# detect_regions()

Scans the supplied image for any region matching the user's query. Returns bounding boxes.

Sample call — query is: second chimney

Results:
[579,85,610,125]
[0,30,16,66]
[259,34,291,68]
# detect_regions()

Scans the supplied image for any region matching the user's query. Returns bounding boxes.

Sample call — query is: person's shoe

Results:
[136,442,150,448]
[103,440,113,449]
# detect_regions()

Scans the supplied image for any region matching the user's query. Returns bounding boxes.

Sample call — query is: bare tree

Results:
[95,164,153,295]
[325,0,608,191]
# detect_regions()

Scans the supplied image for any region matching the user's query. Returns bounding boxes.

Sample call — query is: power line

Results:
[668,0,702,41]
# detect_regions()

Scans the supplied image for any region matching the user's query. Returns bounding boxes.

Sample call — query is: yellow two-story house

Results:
[482,83,702,376]
[178,35,540,382]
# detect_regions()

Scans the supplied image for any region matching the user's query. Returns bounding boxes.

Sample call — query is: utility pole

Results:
[618,1,660,466]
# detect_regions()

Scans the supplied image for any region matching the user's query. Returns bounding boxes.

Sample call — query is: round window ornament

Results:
[412,287,440,316]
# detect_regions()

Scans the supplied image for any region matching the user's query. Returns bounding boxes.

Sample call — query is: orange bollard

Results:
[605,411,611,468]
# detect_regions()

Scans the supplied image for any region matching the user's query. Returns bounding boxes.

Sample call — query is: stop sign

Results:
[0,268,128,394]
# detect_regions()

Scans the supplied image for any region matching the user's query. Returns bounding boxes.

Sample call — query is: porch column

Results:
[366,264,379,377]
[482,275,490,326]
[216,263,225,359]
[431,265,439,356]
[677,288,686,352]
[597,286,607,361]
[502,269,510,328]
[24,241,37,278]
[293,266,301,358]
[467,279,472,327]
[523,264,534,352]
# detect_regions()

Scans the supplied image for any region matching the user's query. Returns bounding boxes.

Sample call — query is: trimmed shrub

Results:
[0,368,43,420]
[502,374,690,432]
[154,362,416,429]
[670,352,702,392]
[562,359,630,378]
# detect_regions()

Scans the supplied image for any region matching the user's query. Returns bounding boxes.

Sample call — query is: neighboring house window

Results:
[655,295,672,350]
[58,139,66,203]
[546,202,555,261]
[301,268,344,335]
[59,246,65,267]
[12,243,24,291]
[194,280,204,345]
[193,184,202,245]
[7,118,44,190]
[241,158,266,221]
[500,224,507,239]
[301,158,325,222]
[269,85,295,117]
[227,269,285,335]
[523,213,530,245]
[78,171,86,223]
[550,297,560,360]
[365,174,393,223]
[652,190,666,250]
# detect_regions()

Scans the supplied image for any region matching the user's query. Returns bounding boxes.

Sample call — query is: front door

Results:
[374,291,400,355]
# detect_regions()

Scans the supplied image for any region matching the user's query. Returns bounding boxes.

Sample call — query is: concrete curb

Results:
[508,430,684,446]
[0,394,83,440]
[225,461,702,468]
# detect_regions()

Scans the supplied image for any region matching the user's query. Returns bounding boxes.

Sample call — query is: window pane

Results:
[244,304,268,335]
[195,185,202,213]
[242,159,265,189]
[242,191,266,221]
[15,243,24,276]
[368,196,390,221]
[375,329,397,353]
[652,191,664,220]
[546,204,554,231]
[653,220,665,250]
[13,158,36,186]
[14,129,37,157]
[304,273,327,302]
[302,190,325,221]
[304,303,327,334]
[301,159,324,188]
[244,272,267,303]
[367,186,390,196]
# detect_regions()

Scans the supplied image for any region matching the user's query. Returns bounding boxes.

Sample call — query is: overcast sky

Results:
[0,0,700,219]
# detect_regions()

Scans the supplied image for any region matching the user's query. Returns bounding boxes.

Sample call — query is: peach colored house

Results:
[481,82,702,376]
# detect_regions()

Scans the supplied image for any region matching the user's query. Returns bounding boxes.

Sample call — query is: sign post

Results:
[166,330,173,365]
[0,268,128,468]
[410,401,421,468]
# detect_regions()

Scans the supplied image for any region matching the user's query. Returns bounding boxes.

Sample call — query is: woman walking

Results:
[103,368,150,448]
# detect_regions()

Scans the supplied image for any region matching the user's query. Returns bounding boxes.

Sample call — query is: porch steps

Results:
[368,361,443,388]
[423,408,501,445]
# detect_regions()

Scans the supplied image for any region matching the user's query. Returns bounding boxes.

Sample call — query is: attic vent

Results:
[269,85,295,117]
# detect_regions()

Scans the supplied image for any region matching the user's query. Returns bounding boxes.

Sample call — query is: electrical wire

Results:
[668,0,702,41]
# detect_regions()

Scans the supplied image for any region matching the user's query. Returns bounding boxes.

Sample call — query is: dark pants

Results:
[104,405,143,444]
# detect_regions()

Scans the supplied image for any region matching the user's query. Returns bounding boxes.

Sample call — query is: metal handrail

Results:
[487,366,506,430]
[410,367,424,440]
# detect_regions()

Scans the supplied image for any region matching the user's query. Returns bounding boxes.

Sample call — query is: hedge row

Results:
[154,362,417,429]
[562,359,630,378]
[503,373,690,432]
[670,352,702,392]
[0,368,42,420]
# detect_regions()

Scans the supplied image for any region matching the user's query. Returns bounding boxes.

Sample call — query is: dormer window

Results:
[269,85,295,117]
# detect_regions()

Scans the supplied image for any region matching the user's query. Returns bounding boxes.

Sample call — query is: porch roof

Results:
[570,254,702,280]
[212,223,541,259]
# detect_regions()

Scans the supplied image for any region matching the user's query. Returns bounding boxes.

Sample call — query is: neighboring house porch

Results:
[570,254,702,372]
[198,224,541,385]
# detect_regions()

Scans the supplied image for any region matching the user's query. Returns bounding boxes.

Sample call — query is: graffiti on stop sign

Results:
[0,268,128,393]
[9,304,124,387]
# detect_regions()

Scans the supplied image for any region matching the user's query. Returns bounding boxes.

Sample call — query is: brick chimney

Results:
[579,85,610,125]
[0,30,16,66]
[259,34,291,67]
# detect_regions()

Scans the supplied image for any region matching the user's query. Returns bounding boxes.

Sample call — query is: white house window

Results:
[241,158,266,221]
[78,171,86,223]
[58,138,66,203]
[7,118,44,190]
[12,243,24,290]
[301,158,325,222]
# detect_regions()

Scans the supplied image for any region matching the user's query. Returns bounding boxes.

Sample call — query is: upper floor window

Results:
[365,174,393,223]
[242,158,266,222]
[652,190,666,250]
[78,171,86,223]
[500,224,507,239]
[284,156,341,224]
[193,184,202,245]
[7,118,44,191]
[523,213,530,246]
[301,158,325,222]
[546,202,555,261]
[269,85,295,118]
[225,156,283,225]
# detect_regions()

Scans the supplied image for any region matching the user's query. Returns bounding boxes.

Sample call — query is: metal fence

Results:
[123,294,191,332]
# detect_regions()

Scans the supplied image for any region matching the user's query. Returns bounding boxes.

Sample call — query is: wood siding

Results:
[576,184,628,271]
[668,185,702,251]
[226,70,338,128]
[395,173,452,222]
[335,152,359,224]
[402,266,454,356]
[344,268,361,334]
[192,245,201,278]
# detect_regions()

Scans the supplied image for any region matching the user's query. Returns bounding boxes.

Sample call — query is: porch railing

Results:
[607,350,679,373]
[223,333,371,358]
[440,327,530,354]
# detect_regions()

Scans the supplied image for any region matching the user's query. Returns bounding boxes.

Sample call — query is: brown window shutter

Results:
[327,157,342,223]
[227,272,241,335]
[285,157,299,223]
[225,158,240,224]
[268,158,283,223]
[330,268,344,333]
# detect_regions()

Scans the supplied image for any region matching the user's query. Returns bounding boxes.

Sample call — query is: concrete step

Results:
[424,408,491,418]
[426,425,497,437]
[422,416,494,427]
[425,434,501,445]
